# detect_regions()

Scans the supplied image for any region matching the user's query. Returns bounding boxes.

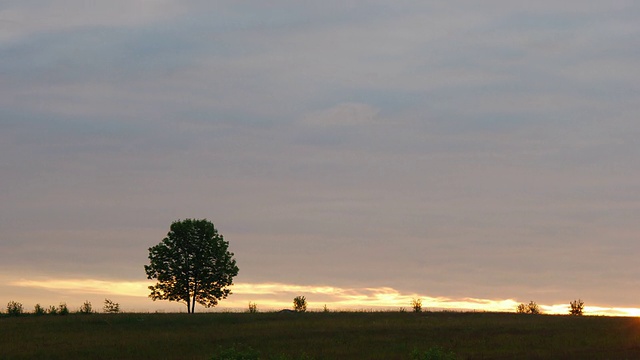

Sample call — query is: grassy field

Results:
[1,311,640,359]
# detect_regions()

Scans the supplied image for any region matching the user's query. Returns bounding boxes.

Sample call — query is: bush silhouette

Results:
[247,302,257,313]
[412,298,423,313]
[6,301,24,316]
[58,303,69,315]
[33,304,45,316]
[293,296,307,312]
[517,301,541,314]
[103,299,120,314]
[79,300,93,314]
[569,299,584,316]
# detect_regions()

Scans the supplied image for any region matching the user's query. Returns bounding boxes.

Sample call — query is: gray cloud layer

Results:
[1,1,639,308]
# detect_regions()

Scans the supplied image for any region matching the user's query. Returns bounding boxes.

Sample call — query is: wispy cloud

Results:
[0,0,184,44]
[11,278,150,297]
[302,103,380,127]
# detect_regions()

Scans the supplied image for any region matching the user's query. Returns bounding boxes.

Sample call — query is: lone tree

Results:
[145,219,239,313]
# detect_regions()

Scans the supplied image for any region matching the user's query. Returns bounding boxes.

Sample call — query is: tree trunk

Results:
[191,283,198,314]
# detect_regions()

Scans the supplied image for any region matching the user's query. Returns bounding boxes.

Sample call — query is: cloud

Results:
[11,278,150,297]
[1,1,640,313]
[0,0,184,44]
[302,103,380,127]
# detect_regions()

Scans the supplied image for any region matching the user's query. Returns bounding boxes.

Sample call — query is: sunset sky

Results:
[1,1,639,316]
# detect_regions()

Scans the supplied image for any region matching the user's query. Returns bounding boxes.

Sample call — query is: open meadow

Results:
[1,311,640,359]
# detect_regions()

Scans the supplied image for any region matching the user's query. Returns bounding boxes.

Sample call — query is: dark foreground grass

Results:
[1,311,640,359]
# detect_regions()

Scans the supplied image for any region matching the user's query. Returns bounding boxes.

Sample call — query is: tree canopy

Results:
[144,219,239,313]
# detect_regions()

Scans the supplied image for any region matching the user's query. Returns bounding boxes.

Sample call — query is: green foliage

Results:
[293,296,307,312]
[411,346,457,360]
[34,304,45,316]
[248,302,258,314]
[6,301,24,316]
[211,344,260,360]
[104,299,120,314]
[79,300,93,314]
[517,301,541,314]
[569,299,584,316]
[145,218,239,313]
[58,303,69,315]
[47,305,58,315]
[412,298,423,313]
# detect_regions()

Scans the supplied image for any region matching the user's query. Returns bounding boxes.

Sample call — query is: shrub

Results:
[34,304,46,316]
[58,303,69,315]
[527,301,541,314]
[79,300,93,314]
[293,296,307,312]
[103,299,120,314]
[323,304,329,313]
[248,302,257,313]
[569,299,584,316]
[47,305,58,315]
[412,298,423,313]
[6,301,24,316]
[517,301,541,314]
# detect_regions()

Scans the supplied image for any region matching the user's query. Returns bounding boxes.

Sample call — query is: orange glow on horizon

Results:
[7,278,640,317]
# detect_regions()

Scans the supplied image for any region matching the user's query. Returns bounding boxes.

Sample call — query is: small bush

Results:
[527,301,541,314]
[323,304,329,313]
[293,296,307,312]
[517,301,541,314]
[248,302,258,313]
[211,344,260,360]
[34,304,45,316]
[6,301,24,316]
[411,346,457,360]
[103,299,120,314]
[569,299,584,316]
[412,298,423,313]
[47,305,58,315]
[79,300,93,314]
[58,303,69,315]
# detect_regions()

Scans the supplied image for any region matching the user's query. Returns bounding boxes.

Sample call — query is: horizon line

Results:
[7,277,640,317]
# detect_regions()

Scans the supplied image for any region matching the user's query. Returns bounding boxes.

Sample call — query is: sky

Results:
[1,1,639,316]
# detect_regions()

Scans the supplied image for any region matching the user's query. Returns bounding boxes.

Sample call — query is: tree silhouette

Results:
[145,219,239,313]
